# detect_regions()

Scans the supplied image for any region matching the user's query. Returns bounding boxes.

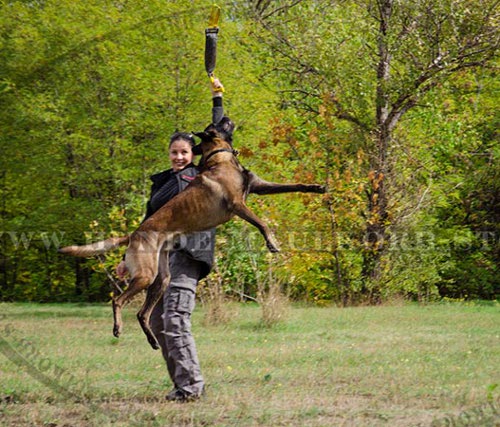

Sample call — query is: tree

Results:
[0,0,216,300]
[247,0,499,300]
[0,0,281,301]
[1,0,498,303]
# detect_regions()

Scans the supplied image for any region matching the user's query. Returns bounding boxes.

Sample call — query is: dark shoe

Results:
[166,388,186,402]
[165,388,203,402]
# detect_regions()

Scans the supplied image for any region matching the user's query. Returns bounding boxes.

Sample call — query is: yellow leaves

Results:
[368,170,384,191]
[356,148,365,165]
[376,173,384,187]
[239,146,254,158]
[301,194,311,207]
[443,99,455,112]
[319,103,327,118]
[309,129,319,144]
[271,121,296,146]
[305,171,315,183]
[345,169,352,183]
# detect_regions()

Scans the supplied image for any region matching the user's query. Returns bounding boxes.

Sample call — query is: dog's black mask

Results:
[192,116,235,155]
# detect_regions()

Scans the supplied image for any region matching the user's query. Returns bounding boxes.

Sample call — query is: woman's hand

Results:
[116,260,129,280]
[210,77,224,97]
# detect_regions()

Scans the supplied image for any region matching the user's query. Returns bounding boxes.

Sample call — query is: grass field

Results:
[0,301,498,426]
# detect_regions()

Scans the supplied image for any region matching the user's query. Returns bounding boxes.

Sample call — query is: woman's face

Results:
[169,139,194,172]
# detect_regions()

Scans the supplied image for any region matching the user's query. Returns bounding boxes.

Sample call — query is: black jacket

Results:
[141,96,223,278]
[144,164,215,279]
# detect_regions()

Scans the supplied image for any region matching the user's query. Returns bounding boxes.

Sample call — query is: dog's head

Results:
[192,116,235,155]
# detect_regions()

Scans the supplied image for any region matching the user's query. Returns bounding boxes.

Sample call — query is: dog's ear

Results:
[216,116,235,141]
[192,143,202,155]
[193,124,218,142]
[193,131,209,141]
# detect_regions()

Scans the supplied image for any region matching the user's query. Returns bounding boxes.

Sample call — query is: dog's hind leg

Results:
[248,171,325,195]
[233,203,280,252]
[137,253,170,350]
[112,273,153,339]
[112,231,163,340]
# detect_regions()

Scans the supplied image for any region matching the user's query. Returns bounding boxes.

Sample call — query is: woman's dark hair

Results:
[169,132,195,148]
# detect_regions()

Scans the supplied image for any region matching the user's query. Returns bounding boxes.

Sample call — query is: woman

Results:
[117,79,224,402]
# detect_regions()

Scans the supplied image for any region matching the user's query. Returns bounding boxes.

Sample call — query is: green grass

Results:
[0,301,499,426]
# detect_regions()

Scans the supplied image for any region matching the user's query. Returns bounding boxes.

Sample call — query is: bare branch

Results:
[261,0,305,21]
[328,96,370,131]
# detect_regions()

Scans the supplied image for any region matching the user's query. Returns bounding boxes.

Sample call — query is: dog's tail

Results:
[58,236,129,257]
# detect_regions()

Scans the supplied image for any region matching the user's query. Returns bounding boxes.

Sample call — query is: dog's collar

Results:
[204,148,239,164]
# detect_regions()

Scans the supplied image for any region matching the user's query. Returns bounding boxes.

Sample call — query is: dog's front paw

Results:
[311,184,326,194]
[265,233,281,253]
[266,241,281,253]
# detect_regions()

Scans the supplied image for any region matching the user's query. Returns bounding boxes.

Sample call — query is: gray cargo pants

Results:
[149,250,204,396]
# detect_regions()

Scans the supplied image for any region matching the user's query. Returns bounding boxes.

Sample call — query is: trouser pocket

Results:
[166,288,195,315]
[165,289,196,350]
[177,289,195,314]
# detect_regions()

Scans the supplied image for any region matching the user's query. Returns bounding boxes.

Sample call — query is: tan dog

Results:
[59,117,324,349]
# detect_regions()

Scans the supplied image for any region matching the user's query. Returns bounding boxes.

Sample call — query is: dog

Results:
[59,117,325,350]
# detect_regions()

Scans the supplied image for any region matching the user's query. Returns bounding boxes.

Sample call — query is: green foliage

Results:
[0,0,498,302]
[387,67,500,300]
[0,0,278,301]
[241,0,499,303]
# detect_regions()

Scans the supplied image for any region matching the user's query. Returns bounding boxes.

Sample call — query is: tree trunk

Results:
[361,0,393,298]
[362,130,390,289]
[75,258,89,298]
[325,151,346,304]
